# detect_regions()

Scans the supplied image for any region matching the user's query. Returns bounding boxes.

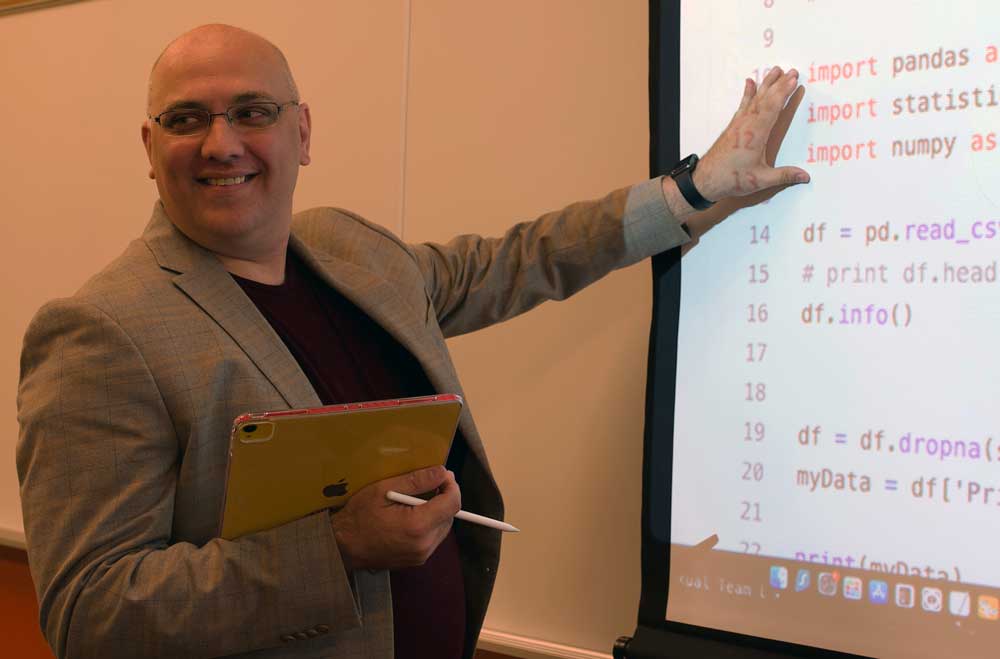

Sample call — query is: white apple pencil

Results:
[385,490,520,533]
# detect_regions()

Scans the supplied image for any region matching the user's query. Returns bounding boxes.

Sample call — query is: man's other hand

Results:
[330,465,461,571]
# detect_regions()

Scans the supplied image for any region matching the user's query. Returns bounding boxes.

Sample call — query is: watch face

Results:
[670,153,698,177]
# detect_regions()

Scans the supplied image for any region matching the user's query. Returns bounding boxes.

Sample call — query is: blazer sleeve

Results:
[17,299,360,659]
[409,179,689,338]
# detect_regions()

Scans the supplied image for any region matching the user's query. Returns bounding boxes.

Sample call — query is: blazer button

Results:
[280,634,296,643]
[315,624,330,634]
[294,632,309,640]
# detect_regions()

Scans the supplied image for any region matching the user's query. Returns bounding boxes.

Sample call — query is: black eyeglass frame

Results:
[148,100,300,135]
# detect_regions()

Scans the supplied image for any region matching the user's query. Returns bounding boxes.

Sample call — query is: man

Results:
[16,24,807,659]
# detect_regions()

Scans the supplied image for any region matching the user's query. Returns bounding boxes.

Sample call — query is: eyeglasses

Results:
[149,100,299,136]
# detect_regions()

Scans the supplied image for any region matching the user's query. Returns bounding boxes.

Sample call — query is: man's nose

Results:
[200,113,245,161]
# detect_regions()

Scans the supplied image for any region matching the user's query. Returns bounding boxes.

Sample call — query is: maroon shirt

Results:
[234,249,466,659]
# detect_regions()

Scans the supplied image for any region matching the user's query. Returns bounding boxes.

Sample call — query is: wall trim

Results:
[477,628,613,659]
[0,526,26,550]
[0,0,89,18]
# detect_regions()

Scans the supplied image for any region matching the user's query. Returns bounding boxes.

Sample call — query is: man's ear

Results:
[141,121,155,179]
[298,103,312,166]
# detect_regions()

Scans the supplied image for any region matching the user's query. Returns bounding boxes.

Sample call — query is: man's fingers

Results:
[759,166,810,190]
[730,69,797,148]
[435,470,462,511]
[751,68,797,118]
[738,78,756,112]
[382,466,460,522]
[766,85,806,164]
[756,66,784,94]
[773,69,800,109]
[418,470,461,520]
[390,465,448,496]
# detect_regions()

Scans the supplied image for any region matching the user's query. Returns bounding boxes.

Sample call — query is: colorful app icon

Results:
[843,576,863,600]
[949,591,970,617]
[795,569,811,592]
[770,566,788,590]
[922,587,943,613]
[978,595,999,621]
[818,572,839,596]
[869,580,888,604]
[896,584,915,608]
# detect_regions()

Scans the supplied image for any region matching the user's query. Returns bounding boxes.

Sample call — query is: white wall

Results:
[1,1,651,656]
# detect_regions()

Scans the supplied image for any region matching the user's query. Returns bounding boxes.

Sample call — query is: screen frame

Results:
[633,2,866,656]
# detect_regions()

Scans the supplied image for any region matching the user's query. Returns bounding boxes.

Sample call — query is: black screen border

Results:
[632,2,865,657]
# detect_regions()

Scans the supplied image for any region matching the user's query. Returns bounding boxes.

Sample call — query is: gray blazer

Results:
[16,179,686,658]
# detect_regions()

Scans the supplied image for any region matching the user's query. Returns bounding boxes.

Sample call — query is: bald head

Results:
[147,24,299,113]
[140,22,312,279]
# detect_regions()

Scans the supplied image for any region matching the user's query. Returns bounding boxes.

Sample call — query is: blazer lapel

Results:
[289,235,450,394]
[142,205,321,410]
[141,203,449,408]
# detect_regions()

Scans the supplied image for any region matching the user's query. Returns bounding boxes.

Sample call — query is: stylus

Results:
[385,490,520,532]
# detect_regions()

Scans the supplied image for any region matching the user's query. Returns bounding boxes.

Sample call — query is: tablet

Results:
[219,393,463,539]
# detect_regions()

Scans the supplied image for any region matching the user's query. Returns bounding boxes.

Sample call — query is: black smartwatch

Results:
[669,153,714,211]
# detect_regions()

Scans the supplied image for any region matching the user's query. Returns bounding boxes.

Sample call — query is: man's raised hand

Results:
[692,67,810,203]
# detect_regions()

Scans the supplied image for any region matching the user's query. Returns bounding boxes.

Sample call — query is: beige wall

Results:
[2,1,651,655]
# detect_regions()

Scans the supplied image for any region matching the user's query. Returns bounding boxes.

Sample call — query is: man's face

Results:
[142,34,311,258]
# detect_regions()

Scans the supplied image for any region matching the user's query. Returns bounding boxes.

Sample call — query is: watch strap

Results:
[672,166,714,211]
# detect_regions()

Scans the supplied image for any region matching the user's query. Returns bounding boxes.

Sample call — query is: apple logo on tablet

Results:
[323,479,349,498]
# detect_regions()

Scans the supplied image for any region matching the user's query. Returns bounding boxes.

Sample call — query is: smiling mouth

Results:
[198,174,258,186]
